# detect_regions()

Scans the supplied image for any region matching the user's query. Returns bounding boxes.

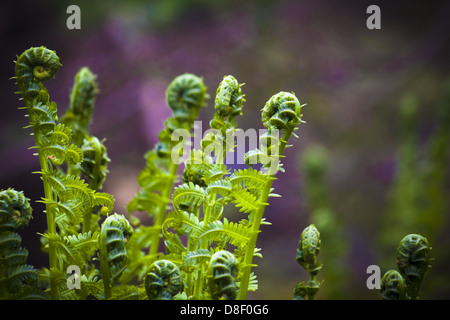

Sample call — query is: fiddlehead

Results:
[80,136,110,190]
[396,234,431,300]
[61,66,99,146]
[99,213,133,299]
[0,189,45,299]
[126,74,207,284]
[213,75,244,124]
[15,47,87,299]
[99,213,133,280]
[166,73,207,122]
[239,91,304,300]
[208,250,239,300]
[145,260,182,300]
[0,188,33,231]
[261,91,302,131]
[296,224,321,275]
[380,270,406,300]
[294,224,322,300]
[245,92,303,175]
[15,47,61,107]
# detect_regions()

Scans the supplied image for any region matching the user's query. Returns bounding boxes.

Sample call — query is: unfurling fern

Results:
[380,270,406,300]
[166,73,207,122]
[14,47,115,300]
[125,73,207,284]
[396,234,431,300]
[9,46,309,300]
[0,189,46,299]
[99,213,133,299]
[61,66,99,146]
[152,75,304,300]
[145,260,182,300]
[379,233,432,300]
[208,250,239,300]
[212,75,245,126]
[294,224,322,300]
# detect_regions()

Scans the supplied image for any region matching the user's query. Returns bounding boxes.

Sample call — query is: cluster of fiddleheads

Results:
[123,73,207,284]
[0,189,45,299]
[144,75,304,300]
[294,224,322,300]
[380,234,432,300]
[7,46,308,300]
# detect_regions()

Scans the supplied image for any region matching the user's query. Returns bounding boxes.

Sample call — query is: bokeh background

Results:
[1,0,449,299]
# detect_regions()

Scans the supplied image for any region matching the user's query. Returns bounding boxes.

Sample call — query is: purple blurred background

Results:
[1,0,449,299]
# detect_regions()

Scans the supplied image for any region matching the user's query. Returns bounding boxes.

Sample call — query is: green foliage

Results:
[6,45,304,300]
[13,47,116,300]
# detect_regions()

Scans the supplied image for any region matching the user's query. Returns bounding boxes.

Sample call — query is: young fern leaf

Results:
[0,189,45,299]
[238,91,304,300]
[380,270,406,300]
[294,224,322,300]
[14,47,114,299]
[182,249,212,273]
[99,213,133,299]
[127,74,207,281]
[145,260,182,300]
[172,182,206,212]
[61,66,99,146]
[195,218,254,248]
[396,234,432,300]
[208,250,239,300]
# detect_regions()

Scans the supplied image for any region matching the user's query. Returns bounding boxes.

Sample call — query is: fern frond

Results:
[206,179,233,197]
[229,167,272,190]
[182,249,212,272]
[127,190,169,214]
[40,232,86,269]
[61,175,95,208]
[172,182,206,212]
[0,232,22,249]
[1,247,29,267]
[4,264,39,292]
[93,192,115,215]
[230,185,263,213]
[64,231,99,260]
[109,284,140,300]
[163,210,202,237]
[200,164,229,185]
[195,218,254,248]
[49,123,73,146]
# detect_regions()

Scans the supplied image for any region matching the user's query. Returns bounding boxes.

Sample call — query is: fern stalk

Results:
[238,126,294,300]
[149,161,179,256]
[37,147,59,299]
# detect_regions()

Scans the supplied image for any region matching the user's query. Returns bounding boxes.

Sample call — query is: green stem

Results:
[149,162,179,256]
[38,153,60,300]
[82,162,100,235]
[33,127,60,300]
[238,127,293,300]
[99,252,112,299]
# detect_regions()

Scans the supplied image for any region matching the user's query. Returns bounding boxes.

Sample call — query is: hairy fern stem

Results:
[238,127,293,300]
